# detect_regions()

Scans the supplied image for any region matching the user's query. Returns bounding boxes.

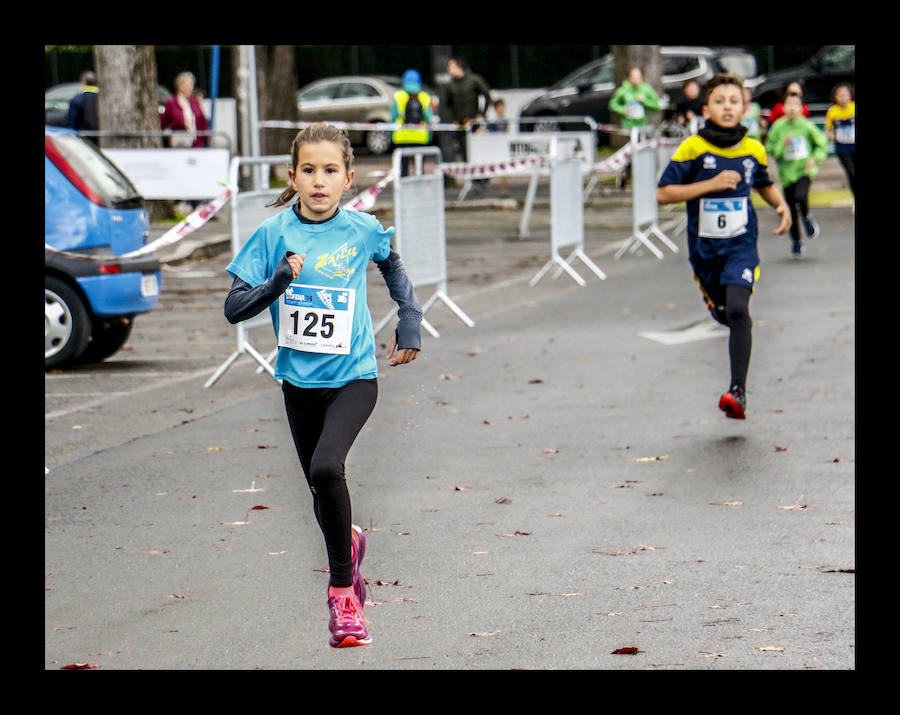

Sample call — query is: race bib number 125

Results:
[278,284,355,354]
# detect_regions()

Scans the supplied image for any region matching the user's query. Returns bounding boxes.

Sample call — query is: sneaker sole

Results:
[330,634,372,648]
[719,393,746,420]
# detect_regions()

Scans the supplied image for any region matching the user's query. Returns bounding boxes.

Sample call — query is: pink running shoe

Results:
[327,593,371,648]
[351,524,367,607]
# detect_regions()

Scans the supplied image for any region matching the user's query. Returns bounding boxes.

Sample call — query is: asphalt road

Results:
[45,192,855,670]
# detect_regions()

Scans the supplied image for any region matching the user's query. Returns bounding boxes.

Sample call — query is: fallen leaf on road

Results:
[469,631,500,637]
[61,663,99,669]
[440,374,463,380]
[611,647,641,655]
[207,446,227,451]
[455,485,471,491]
[774,445,788,452]
[778,495,807,511]
[757,646,785,652]
[232,481,264,493]
[634,455,668,462]
[543,448,559,454]
[495,497,512,504]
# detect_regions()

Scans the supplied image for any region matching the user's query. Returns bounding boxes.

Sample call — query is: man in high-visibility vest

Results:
[391,69,433,175]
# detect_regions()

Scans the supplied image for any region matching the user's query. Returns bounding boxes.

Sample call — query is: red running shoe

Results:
[719,386,747,420]
[327,593,371,648]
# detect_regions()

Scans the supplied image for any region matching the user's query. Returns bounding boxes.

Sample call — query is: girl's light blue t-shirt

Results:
[226,206,394,389]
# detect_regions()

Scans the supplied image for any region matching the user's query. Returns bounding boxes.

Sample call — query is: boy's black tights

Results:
[709,284,752,389]
[784,176,811,243]
[282,379,378,588]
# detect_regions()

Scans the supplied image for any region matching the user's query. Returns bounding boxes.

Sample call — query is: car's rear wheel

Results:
[79,316,134,364]
[45,276,91,370]
[365,130,392,155]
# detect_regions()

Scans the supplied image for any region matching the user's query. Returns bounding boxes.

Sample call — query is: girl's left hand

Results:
[387,333,418,366]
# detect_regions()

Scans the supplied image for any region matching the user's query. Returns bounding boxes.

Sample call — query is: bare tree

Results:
[255,45,298,158]
[93,45,162,149]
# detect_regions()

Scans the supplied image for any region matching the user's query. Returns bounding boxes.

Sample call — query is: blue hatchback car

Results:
[45,126,161,369]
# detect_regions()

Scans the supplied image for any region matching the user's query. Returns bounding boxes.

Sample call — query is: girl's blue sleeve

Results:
[375,250,423,351]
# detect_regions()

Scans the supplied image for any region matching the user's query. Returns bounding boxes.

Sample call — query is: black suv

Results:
[752,45,854,115]
[518,46,760,142]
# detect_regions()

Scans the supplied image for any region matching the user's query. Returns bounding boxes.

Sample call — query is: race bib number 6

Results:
[699,197,749,239]
[278,283,355,354]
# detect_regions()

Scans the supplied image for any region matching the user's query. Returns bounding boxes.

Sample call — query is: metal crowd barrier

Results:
[204,154,290,388]
[530,141,606,287]
[374,147,474,338]
[615,128,678,260]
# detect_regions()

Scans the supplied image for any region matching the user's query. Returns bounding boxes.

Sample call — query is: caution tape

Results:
[342,171,395,212]
[259,120,464,132]
[438,154,548,178]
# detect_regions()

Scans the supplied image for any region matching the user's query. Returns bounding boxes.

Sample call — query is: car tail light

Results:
[98,264,122,274]
[45,134,107,207]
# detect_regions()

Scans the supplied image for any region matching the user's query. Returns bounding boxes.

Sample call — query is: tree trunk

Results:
[93,45,162,150]
[93,45,171,219]
[256,45,298,159]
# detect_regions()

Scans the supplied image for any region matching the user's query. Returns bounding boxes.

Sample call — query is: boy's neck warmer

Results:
[699,120,748,148]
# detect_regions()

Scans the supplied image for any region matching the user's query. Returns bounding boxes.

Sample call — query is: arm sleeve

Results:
[810,123,829,163]
[374,250,423,351]
[608,86,625,115]
[642,84,661,111]
[224,253,295,324]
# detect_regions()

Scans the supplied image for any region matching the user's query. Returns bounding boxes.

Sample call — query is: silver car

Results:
[296,75,439,155]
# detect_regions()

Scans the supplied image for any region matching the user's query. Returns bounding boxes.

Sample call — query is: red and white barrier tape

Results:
[343,171,395,212]
[260,120,463,132]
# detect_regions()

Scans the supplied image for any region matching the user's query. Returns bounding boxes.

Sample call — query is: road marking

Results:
[639,319,729,345]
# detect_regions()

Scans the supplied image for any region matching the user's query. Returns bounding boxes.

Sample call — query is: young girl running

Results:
[223,123,423,648]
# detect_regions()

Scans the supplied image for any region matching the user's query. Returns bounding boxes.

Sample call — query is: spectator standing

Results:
[67,71,100,145]
[825,83,855,207]
[765,93,829,258]
[390,69,433,176]
[444,57,492,163]
[160,71,210,148]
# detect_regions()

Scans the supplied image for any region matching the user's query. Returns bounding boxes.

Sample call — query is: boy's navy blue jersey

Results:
[658,134,773,295]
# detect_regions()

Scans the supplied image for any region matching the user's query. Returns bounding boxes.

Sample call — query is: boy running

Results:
[657,74,791,419]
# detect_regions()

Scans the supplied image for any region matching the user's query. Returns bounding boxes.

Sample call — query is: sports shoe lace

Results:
[333,596,370,625]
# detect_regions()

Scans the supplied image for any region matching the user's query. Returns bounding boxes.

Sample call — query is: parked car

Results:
[45,126,161,369]
[518,46,761,141]
[45,82,172,127]
[752,45,855,115]
[296,75,440,155]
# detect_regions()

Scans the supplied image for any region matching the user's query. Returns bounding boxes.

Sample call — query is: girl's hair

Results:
[703,73,745,103]
[779,80,804,100]
[268,123,354,207]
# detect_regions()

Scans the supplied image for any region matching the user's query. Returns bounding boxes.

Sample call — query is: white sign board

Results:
[103,148,231,200]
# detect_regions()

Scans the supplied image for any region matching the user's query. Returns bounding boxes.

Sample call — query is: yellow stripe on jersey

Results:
[670,135,768,167]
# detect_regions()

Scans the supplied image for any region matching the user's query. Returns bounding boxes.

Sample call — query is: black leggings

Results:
[784,176,811,243]
[837,152,856,197]
[282,378,378,588]
[709,284,752,390]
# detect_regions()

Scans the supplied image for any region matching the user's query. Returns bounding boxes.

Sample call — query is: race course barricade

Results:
[205,154,291,389]
[530,147,606,288]
[615,131,678,260]
[374,147,474,339]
